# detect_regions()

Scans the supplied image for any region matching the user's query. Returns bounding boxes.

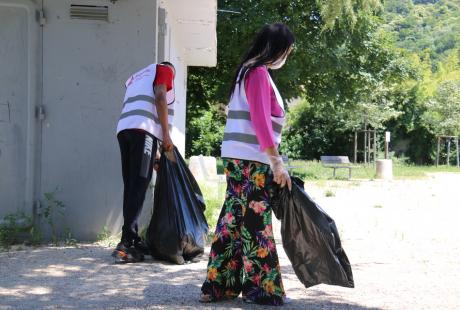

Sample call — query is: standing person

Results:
[112,61,175,263]
[200,23,294,305]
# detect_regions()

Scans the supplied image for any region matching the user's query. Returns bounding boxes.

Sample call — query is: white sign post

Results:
[385,131,390,159]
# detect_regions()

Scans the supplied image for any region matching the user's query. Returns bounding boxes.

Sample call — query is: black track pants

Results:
[117,129,158,242]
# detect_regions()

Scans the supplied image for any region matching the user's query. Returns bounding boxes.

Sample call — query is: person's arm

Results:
[154,84,173,151]
[245,67,291,190]
[245,67,276,151]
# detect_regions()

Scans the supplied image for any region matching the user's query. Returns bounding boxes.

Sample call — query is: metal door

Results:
[0,0,40,216]
[41,0,157,239]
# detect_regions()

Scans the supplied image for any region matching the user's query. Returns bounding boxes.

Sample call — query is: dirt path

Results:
[1,173,459,309]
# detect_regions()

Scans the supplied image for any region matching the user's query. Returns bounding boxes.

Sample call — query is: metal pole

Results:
[374,130,377,163]
[364,123,368,165]
[368,130,371,165]
[363,131,367,165]
[436,136,440,167]
[456,137,459,168]
[385,140,389,159]
[354,131,358,164]
[447,138,451,166]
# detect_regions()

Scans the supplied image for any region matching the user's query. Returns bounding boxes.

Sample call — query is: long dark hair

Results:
[229,23,295,97]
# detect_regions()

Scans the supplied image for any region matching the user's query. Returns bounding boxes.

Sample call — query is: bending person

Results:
[113,61,175,263]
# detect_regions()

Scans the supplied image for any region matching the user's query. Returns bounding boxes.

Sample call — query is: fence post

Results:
[436,136,440,167]
[354,131,358,164]
[447,138,451,166]
[456,137,459,168]
[373,130,377,165]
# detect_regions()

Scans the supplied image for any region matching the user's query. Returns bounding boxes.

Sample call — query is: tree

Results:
[422,80,460,136]
[186,0,404,157]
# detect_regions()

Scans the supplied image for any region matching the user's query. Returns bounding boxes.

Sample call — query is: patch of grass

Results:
[373,204,383,209]
[284,159,460,182]
[216,159,224,174]
[325,190,335,197]
[199,180,226,232]
[194,158,460,184]
[0,211,33,250]
[393,163,460,179]
[96,225,119,247]
[63,228,78,247]
[41,189,66,245]
[96,225,111,242]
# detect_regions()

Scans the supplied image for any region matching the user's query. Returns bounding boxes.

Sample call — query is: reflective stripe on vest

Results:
[122,95,175,116]
[116,63,175,139]
[221,67,285,164]
[227,110,283,134]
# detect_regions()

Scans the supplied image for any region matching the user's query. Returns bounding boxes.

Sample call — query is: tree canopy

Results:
[186,0,460,164]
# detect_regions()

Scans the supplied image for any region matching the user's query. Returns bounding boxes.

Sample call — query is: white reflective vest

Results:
[221,69,285,165]
[116,63,175,140]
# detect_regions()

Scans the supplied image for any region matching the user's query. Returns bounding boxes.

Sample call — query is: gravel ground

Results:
[1,173,459,310]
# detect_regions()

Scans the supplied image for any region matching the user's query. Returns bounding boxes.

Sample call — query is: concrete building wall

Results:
[0,0,216,241]
[39,0,160,240]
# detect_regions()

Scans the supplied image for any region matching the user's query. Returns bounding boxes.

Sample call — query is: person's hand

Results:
[153,155,160,171]
[269,156,292,191]
[162,133,174,152]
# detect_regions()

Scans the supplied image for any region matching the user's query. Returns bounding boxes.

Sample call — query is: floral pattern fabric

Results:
[201,158,285,305]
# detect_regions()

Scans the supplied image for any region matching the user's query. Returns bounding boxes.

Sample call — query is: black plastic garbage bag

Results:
[146,147,208,264]
[269,176,354,288]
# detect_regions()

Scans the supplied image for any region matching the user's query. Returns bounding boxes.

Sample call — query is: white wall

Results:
[158,0,217,156]
[159,4,187,156]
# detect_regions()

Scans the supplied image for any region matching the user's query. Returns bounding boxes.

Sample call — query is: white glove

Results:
[269,156,292,191]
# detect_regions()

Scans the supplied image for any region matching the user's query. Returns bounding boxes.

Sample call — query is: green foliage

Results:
[41,189,66,245]
[185,0,459,164]
[281,99,354,159]
[96,225,112,242]
[63,228,78,247]
[316,0,383,30]
[0,191,77,249]
[186,104,225,157]
[0,211,32,249]
[422,80,460,136]
[283,158,459,181]
[383,0,460,64]
[187,0,401,157]
[199,181,226,230]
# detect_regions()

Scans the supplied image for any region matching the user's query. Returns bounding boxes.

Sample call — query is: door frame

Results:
[0,0,42,212]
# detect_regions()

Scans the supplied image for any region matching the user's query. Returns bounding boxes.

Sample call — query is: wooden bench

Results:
[320,156,354,179]
[281,155,304,174]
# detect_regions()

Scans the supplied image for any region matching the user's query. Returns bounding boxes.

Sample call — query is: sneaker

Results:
[133,239,150,256]
[111,241,144,264]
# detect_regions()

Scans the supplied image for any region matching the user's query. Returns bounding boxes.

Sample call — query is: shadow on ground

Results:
[0,245,372,310]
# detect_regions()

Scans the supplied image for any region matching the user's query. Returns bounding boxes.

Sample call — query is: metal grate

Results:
[70,4,109,21]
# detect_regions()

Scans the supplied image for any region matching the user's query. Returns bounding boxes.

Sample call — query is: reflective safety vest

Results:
[221,69,285,165]
[116,63,175,140]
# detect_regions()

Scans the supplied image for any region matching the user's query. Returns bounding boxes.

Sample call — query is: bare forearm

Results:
[156,98,170,135]
[264,146,280,158]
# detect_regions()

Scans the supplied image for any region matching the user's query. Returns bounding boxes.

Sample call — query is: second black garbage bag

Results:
[269,176,354,288]
[146,147,208,264]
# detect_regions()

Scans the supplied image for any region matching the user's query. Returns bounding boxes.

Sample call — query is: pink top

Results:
[244,66,284,151]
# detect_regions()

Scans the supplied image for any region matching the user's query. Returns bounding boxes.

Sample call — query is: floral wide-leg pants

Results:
[201,158,285,305]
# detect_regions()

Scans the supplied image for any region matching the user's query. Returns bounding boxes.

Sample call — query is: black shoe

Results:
[133,239,150,256]
[111,242,144,264]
